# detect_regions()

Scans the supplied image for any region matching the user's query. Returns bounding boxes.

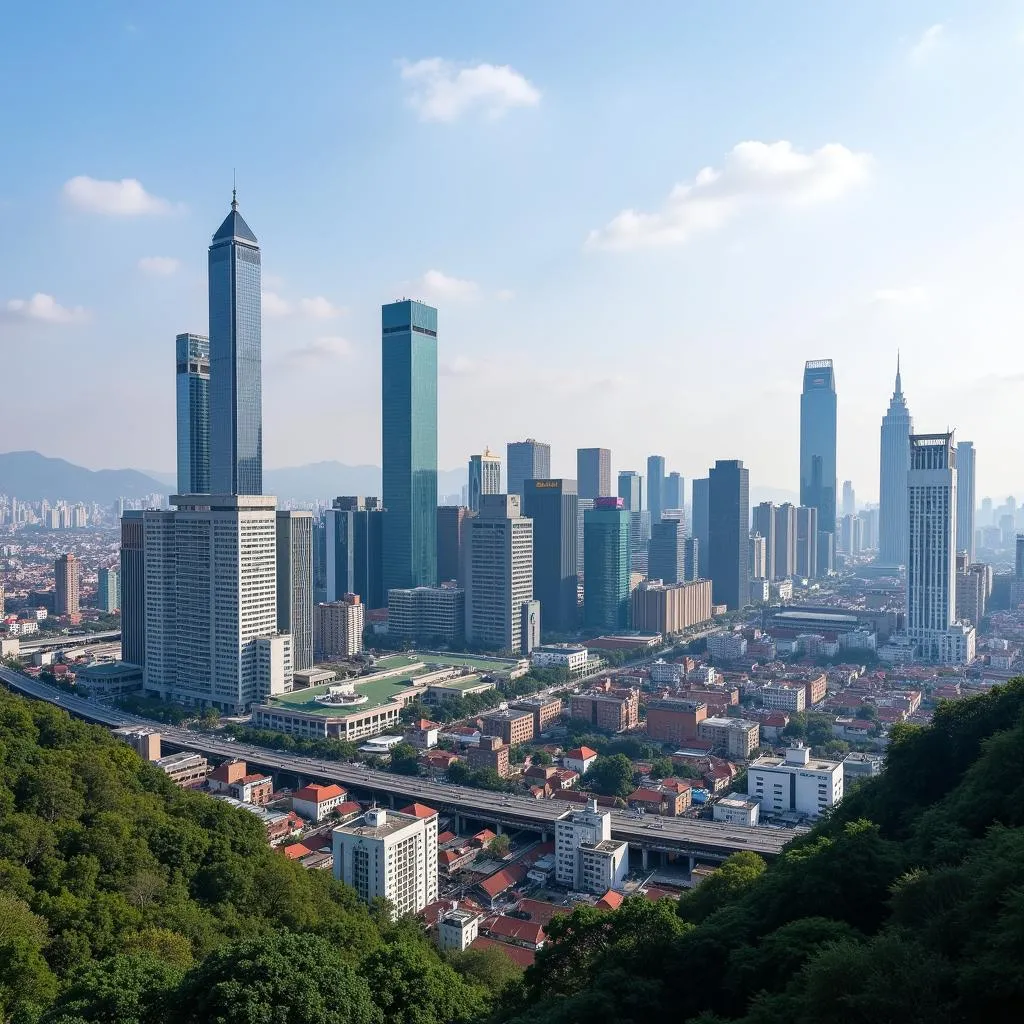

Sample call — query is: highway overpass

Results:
[0,665,799,863]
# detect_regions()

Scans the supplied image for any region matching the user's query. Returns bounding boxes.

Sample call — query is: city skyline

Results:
[4,4,1024,498]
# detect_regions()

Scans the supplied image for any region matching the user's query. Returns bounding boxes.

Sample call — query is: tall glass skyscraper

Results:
[523,478,579,632]
[708,459,750,610]
[577,448,611,499]
[956,440,976,562]
[617,470,642,511]
[468,449,501,512]
[209,194,262,496]
[799,359,837,537]
[382,299,438,591]
[878,358,913,566]
[507,439,551,497]
[583,497,631,629]
[175,333,210,494]
[647,455,666,522]
[691,477,710,578]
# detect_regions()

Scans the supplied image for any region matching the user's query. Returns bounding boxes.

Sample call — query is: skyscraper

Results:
[175,333,210,494]
[97,567,119,614]
[664,472,684,512]
[324,497,385,608]
[800,359,837,539]
[842,480,856,517]
[878,358,913,566]
[752,503,777,580]
[437,505,470,584]
[209,194,262,496]
[120,511,145,666]
[648,519,686,584]
[381,299,438,591]
[795,506,819,579]
[956,441,976,561]
[583,497,631,629]
[465,495,534,653]
[646,455,666,522]
[691,477,710,578]
[774,504,798,579]
[54,553,80,616]
[523,479,579,632]
[617,471,642,511]
[708,460,750,611]
[577,448,611,499]
[507,440,551,498]
[468,449,501,512]
[276,511,313,672]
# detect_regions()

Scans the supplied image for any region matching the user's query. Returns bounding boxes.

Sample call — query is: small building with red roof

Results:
[563,746,599,775]
[292,782,348,822]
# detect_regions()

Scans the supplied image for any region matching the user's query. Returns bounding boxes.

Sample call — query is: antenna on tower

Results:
[232,168,238,211]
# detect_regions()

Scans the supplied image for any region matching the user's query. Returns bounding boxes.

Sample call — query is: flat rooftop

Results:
[752,754,841,771]
[772,610,859,624]
[264,675,417,717]
[428,675,489,692]
[376,652,516,673]
[335,810,419,839]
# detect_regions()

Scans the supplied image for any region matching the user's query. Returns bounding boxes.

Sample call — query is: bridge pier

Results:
[496,822,504,836]
[689,855,695,873]
[641,846,649,870]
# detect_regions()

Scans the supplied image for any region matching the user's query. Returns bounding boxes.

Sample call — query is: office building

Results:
[878,357,913,565]
[683,537,699,582]
[387,586,465,645]
[646,698,707,744]
[555,800,628,894]
[691,477,709,577]
[507,439,551,498]
[630,579,713,635]
[324,497,385,608]
[800,359,837,540]
[752,503,777,580]
[708,460,750,610]
[839,514,863,557]
[576,497,595,578]
[468,449,501,512]
[664,472,684,512]
[276,510,314,671]
[748,745,843,818]
[577,448,612,499]
[465,495,534,653]
[648,518,686,584]
[776,504,798,579]
[120,511,145,665]
[480,707,535,746]
[907,433,974,663]
[523,479,579,632]
[617,470,642,511]
[583,497,631,630]
[254,634,293,699]
[54,553,80,616]
[955,565,986,628]
[750,534,767,580]
[175,333,210,495]
[209,194,262,496]
[97,566,119,614]
[817,531,835,576]
[468,735,511,777]
[436,505,470,584]
[382,299,438,591]
[795,505,818,579]
[647,455,666,522]
[956,441,976,562]
[698,716,760,759]
[841,480,856,517]
[332,805,438,917]
[314,595,365,658]
[859,507,879,552]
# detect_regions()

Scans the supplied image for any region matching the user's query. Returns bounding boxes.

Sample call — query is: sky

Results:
[3,1,1024,502]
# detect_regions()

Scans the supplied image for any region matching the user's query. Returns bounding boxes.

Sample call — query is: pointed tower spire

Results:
[895,350,902,395]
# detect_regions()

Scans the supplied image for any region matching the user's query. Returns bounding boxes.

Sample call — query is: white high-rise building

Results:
[465,494,534,654]
[276,510,313,671]
[956,441,976,563]
[555,799,628,894]
[907,434,974,663]
[878,358,913,566]
[748,745,843,817]
[332,805,438,918]
[468,449,502,512]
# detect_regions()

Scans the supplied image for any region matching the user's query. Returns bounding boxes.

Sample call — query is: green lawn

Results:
[265,674,417,717]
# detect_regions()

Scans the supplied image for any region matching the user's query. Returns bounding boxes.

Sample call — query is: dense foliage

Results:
[499,679,1024,1023]
[0,689,511,1024]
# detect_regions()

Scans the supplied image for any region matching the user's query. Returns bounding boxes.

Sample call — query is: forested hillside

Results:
[501,680,1024,1024]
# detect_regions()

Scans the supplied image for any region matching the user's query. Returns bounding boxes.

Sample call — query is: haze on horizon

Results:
[2,2,1024,503]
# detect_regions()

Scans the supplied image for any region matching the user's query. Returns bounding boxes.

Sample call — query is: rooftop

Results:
[261,673,419,717]
[334,808,421,840]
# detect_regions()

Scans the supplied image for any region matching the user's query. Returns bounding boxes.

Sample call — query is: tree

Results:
[448,944,523,997]
[649,757,674,780]
[388,743,421,777]
[582,754,636,798]
[488,834,511,859]
[677,851,767,925]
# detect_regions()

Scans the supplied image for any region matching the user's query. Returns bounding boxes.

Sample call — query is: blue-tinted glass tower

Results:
[209,193,262,495]
[382,300,438,591]
[800,359,837,538]
[175,333,210,494]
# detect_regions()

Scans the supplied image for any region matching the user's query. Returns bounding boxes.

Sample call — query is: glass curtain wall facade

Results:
[647,455,666,522]
[507,440,551,498]
[799,359,837,539]
[577,448,611,499]
[708,459,750,610]
[878,359,913,566]
[523,478,579,632]
[175,333,210,494]
[583,499,631,629]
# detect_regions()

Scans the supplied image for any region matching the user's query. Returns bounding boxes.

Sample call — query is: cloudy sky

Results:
[3,1,1024,502]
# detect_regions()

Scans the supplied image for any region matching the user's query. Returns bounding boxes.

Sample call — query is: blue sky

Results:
[3,1,1024,501]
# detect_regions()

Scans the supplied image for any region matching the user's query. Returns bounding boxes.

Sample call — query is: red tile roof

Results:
[470,935,535,968]
[410,719,441,730]
[473,828,497,844]
[595,890,624,910]
[566,746,598,760]
[238,774,271,785]
[484,915,546,946]
[642,885,682,903]
[282,843,314,860]
[513,898,570,928]
[477,863,527,899]
[334,801,362,817]
[400,802,439,819]
[437,830,457,845]
[293,783,346,803]
[628,788,667,803]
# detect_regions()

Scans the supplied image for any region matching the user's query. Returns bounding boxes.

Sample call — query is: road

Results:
[15,629,123,654]
[0,664,796,859]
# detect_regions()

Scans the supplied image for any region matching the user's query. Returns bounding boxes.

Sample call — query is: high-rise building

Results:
[577,448,611,499]
[120,511,146,665]
[507,439,551,498]
[648,518,686,585]
[691,477,709,578]
[752,503,778,581]
[631,579,713,634]
[467,449,501,512]
[617,470,642,511]
[956,441,976,562]
[708,460,750,611]
[859,508,879,552]
[175,333,210,495]
[583,497,631,629]
[314,595,364,658]
[841,480,856,518]
[878,358,913,566]
[576,497,595,579]
[664,472,684,513]
[465,495,534,653]
[209,194,262,496]
[646,455,666,522]
[97,566,119,614]
[554,800,628,894]
[800,359,837,539]
[839,514,863,557]
[387,586,465,645]
[522,479,579,632]
[795,506,818,579]
[276,511,313,672]
[774,504,798,579]
[54,553,80,616]
[750,534,768,580]
[324,497,385,609]
[382,299,438,592]
[436,505,470,584]
[907,433,973,663]
[683,537,699,582]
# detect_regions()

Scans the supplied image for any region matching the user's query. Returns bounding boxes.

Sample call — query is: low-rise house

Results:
[627,785,691,816]
[563,746,599,775]
[712,793,760,826]
[480,914,546,950]
[292,783,349,822]
[405,719,441,749]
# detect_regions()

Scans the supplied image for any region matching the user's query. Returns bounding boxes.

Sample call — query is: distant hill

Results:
[262,462,467,502]
[0,451,167,504]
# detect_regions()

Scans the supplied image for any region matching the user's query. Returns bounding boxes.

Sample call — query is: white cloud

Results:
[440,355,479,377]
[138,256,180,277]
[421,269,480,302]
[909,24,945,64]
[261,291,292,317]
[586,140,873,251]
[871,286,930,308]
[2,293,89,324]
[400,58,541,122]
[297,296,346,319]
[62,176,173,215]
[282,336,354,365]
[495,288,515,301]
